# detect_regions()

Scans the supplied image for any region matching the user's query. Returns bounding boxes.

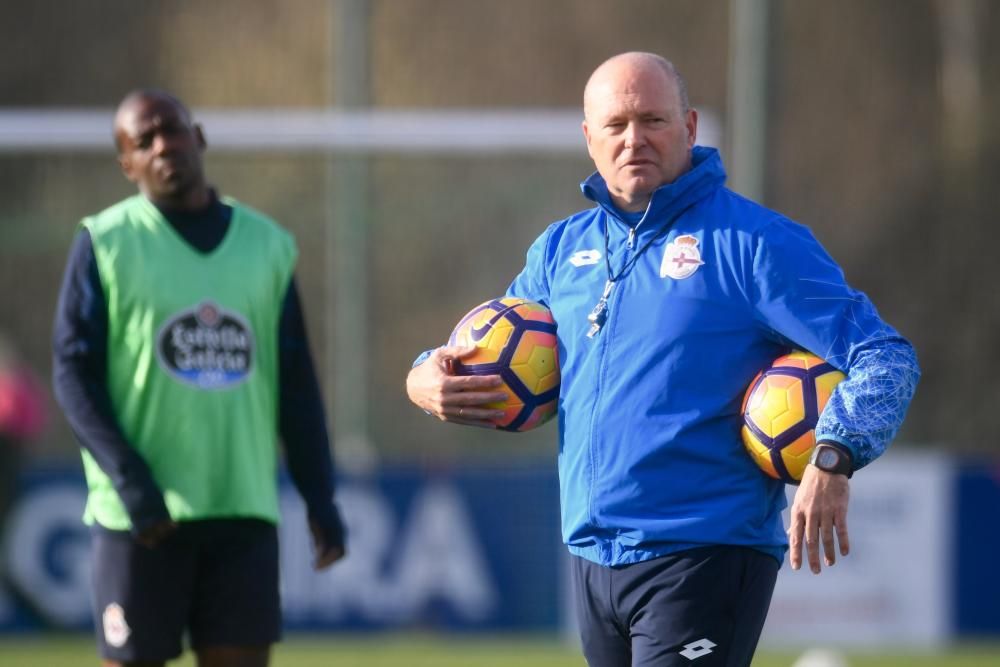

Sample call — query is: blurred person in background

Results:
[52,89,345,667]
[407,52,919,666]
[0,332,47,528]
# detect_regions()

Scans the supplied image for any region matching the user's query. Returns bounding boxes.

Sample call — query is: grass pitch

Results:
[0,635,998,666]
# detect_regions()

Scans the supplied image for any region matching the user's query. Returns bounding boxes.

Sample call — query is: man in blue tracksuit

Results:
[406,52,919,666]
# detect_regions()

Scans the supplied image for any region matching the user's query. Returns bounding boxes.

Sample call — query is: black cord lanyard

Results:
[586,204,696,338]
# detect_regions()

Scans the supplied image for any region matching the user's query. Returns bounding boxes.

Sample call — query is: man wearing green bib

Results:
[53,89,346,667]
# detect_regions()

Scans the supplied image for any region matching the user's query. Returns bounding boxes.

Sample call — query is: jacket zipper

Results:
[588,218,637,537]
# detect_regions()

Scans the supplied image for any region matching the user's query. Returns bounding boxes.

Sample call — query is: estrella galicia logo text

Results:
[156,301,254,390]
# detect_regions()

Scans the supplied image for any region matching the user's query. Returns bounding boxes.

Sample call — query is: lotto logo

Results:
[679,638,716,661]
[569,249,602,267]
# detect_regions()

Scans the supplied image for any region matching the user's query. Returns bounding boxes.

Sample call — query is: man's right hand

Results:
[405,346,509,427]
[134,518,178,548]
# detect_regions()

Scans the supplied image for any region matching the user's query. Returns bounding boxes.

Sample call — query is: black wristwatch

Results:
[809,442,854,478]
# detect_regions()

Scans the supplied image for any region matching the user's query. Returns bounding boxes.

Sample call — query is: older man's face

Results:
[582,62,697,212]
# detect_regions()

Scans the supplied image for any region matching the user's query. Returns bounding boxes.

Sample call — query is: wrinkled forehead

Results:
[583,72,680,118]
[584,64,680,119]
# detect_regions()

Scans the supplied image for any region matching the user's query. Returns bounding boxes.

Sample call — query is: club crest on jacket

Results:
[660,234,705,279]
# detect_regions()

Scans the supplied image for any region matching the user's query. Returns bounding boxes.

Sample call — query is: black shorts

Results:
[90,518,281,663]
[571,546,779,667]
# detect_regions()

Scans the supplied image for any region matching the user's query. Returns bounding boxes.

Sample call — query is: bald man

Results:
[407,53,919,666]
[53,89,346,667]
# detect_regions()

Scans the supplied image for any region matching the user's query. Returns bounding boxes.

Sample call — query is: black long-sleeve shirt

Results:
[52,195,343,547]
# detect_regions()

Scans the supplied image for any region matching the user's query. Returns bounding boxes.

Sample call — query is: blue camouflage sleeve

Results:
[751,218,920,469]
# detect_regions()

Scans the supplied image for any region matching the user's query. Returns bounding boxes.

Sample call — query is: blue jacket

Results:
[506,147,919,566]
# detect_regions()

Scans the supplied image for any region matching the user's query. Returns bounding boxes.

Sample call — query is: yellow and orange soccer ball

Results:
[741,351,845,484]
[448,297,560,432]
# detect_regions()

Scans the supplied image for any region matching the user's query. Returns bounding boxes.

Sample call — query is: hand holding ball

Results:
[448,297,560,432]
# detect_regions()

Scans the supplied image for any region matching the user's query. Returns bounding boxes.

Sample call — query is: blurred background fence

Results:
[0,0,998,654]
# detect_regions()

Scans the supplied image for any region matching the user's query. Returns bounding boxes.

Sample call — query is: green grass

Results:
[0,635,998,666]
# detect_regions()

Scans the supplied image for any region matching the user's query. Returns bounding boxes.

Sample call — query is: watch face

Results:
[817,448,839,468]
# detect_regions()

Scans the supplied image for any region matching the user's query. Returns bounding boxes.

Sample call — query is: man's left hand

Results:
[788,464,850,574]
[309,518,346,570]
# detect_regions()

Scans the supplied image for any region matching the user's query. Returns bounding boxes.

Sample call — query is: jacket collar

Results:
[580,146,727,229]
